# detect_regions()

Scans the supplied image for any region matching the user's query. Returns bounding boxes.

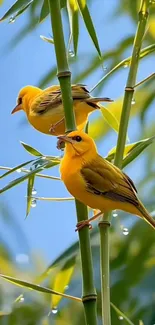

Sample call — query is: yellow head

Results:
[57,131,97,159]
[11,86,41,115]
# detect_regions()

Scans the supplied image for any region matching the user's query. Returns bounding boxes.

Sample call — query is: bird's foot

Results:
[75,220,92,232]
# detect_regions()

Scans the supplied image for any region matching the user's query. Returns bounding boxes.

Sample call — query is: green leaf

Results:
[106,137,155,167]
[0,0,34,21]
[0,274,81,302]
[91,44,155,92]
[67,0,79,56]
[0,159,50,194]
[76,0,101,57]
[8,0,33,22]
[26,176,35,217]
[122,136,155,168]
[110,302,134,325]
[20,142,43,156]
[101,107,119,133]
[51,256,76,308]
[40,35,54,44]
[39,0,49,22]
[0,160,33,179]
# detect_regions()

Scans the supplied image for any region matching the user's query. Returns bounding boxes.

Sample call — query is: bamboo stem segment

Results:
[48,1,98,324]
[114,0,150,168]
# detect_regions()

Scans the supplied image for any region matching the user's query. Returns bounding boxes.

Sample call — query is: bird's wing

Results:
[32,85,90,115]
[81,155,139,207]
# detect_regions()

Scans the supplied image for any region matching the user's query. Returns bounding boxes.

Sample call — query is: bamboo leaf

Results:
[39,0,49,22]
[76,0,101,57]
[51,256,76,308]
[20,142,43,156]
[91,44,155,92]
[101,107,119,133]
[0,159,50,194]
[106,137,155,167]
[8,0,33,22]
[0,0,34,21]
[26,176,35,217]
[122,136,155,168]
[0,274,81,302]
[110,302,134,325]
[40,35,54,44]
[0,160,33,179]
[67,0,79,56]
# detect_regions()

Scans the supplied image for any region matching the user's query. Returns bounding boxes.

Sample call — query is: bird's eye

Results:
[18,97,22,105]
[72,135,82,142]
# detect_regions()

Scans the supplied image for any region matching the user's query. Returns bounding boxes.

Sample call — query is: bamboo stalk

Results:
[114,0,150,168]
[99,1,150,325]
[48,1,98,324]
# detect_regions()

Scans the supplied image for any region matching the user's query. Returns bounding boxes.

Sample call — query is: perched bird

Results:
[11,84,112,136]
[58,130,155,230]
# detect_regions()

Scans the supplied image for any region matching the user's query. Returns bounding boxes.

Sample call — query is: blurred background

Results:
[0,0,155,324]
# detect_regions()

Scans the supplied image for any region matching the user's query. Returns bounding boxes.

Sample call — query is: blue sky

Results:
[0,0,154,268]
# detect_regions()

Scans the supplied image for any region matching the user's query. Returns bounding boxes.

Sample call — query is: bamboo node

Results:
[57,71,71,78]
[125,86,134,92]
[82,294,97,302]
[98,220,111,228]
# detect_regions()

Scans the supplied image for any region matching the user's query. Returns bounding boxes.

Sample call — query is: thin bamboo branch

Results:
[48,1,98,324]
[0,166,60,181]
[99,2,150,325]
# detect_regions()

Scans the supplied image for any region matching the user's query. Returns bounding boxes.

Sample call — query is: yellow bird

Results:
[11,84,112,136]
[58,130,155,230]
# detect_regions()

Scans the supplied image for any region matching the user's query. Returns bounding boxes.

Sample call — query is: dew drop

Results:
[113,210,118,218]
[103,66,107,71]
[16,253,29,264]
[51,307,58,315]
[32,188,37,195]
[122,227,129,236]
[31,198,37,208]
[69,50,75,58]
[16,168,21,173]
[9,16,15,23]
[123,62,128,68]
[65,285,69,290]
[131,98,135,105]
[19,297,24,303]
[118,315,124,320]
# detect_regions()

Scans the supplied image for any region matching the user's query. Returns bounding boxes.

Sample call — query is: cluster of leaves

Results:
[0,1,155,325]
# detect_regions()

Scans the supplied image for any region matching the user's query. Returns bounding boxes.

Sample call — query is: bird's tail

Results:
[138,202,155,229]
[86,97,113,109]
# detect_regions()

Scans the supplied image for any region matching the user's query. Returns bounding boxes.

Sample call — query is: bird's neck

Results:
[60,150,97,180]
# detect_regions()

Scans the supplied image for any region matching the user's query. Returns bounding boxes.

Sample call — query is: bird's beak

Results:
[11,104,22,114]
[57,135,73,150]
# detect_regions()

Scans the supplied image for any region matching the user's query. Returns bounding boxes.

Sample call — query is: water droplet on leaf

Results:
[123,62,128,68]
[69,50,75,58]
[31,198,37,208]
[118,316,123,320]
[19,297,24,303]
[32,188,37,195]
[113,210,118,217]
[131,98,135,105]
[122,227,129,236]
[51,307,58,314]
[16,168,21,173]
[9,16,15,23]
[103,66,107,71]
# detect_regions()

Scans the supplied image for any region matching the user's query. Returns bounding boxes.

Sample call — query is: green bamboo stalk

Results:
[99,1,150,325]
[48,1,98,324]
[114,0,150,168]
